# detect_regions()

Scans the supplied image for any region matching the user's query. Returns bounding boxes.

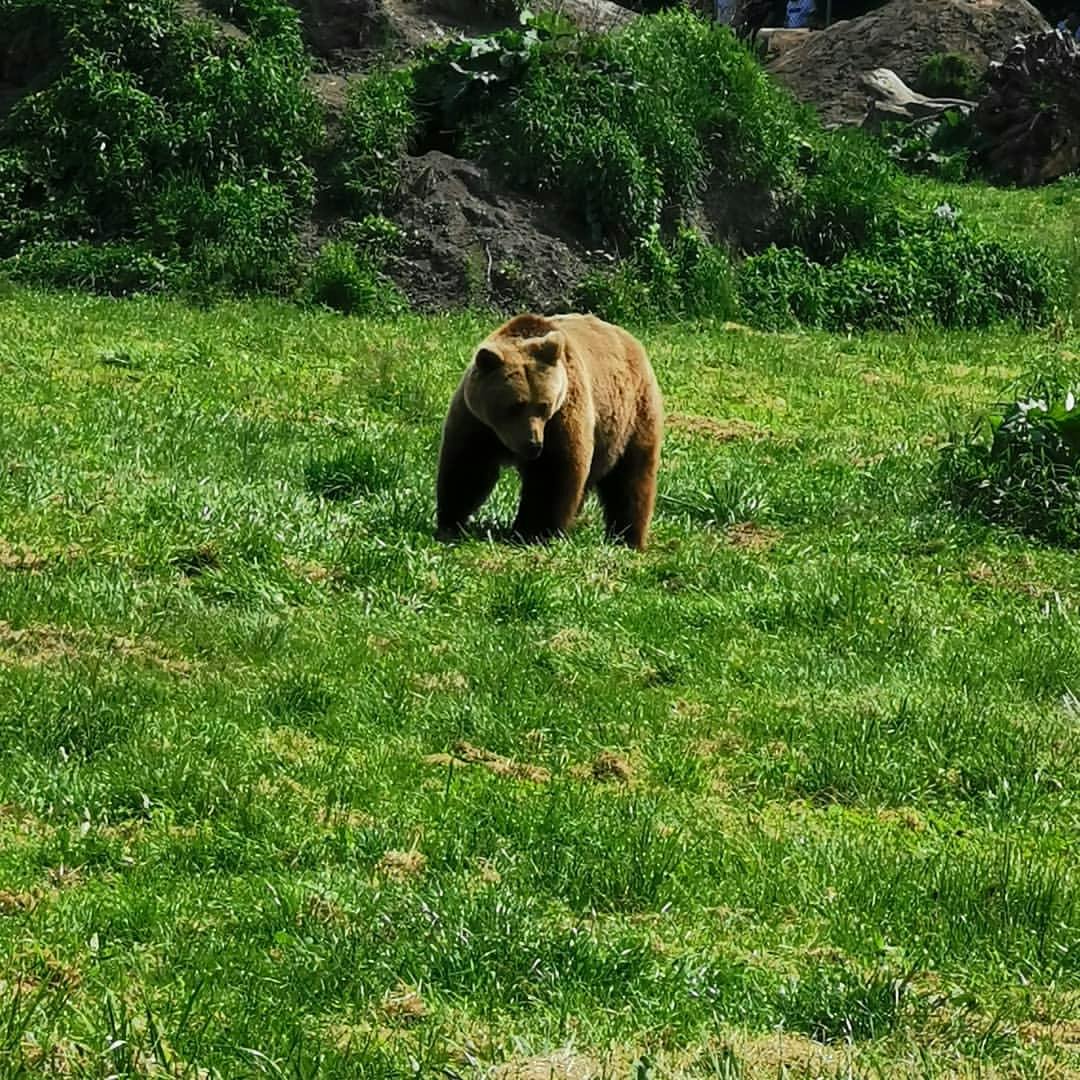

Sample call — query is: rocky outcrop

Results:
[767,0,1049,126]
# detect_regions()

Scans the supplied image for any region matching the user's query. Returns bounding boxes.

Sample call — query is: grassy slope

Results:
[1,246,1080,1072]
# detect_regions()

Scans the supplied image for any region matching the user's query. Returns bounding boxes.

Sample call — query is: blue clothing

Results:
[786,0,816,28]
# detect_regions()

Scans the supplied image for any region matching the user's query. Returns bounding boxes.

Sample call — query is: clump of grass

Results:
[304,439,400,501]
[576,226,739,324]
[302,240,404,316]
[738,213,1057,331]
[941,380,1080,545]
[915,52,983,100]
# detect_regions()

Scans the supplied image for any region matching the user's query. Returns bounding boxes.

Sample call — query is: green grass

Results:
[918,176,1080,320]
[0,286,1079,1078]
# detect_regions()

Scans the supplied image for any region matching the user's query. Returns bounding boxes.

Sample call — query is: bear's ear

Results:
[473,347,502,373]
[531,331,564,366]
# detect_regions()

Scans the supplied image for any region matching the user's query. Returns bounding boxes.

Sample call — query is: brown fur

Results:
[436,313,663,550]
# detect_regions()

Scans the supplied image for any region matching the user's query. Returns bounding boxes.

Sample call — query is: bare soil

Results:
[386,151,596,314]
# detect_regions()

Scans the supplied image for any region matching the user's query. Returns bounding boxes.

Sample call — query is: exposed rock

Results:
[767,0,1050,127]
[974,28,1080,184]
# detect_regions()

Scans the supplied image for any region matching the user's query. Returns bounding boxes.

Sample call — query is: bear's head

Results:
[463,330,568,460]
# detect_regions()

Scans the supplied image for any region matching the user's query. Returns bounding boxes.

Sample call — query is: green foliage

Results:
[942,379,1080,545]
[878,110,976,182]
[788,131,905,262]
[916,52,983,100]
[332,66,417,216]
[410,9,1053,331]
[577,226,738,323]
[432,8,807,247]
[739,212,1058,331]
[301,223,406,316]
[414,11,554,140]
[3,240,169,294]
[0,0,321,293]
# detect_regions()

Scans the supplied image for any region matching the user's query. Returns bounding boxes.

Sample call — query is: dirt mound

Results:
[387,150,595,313]
[294,0,636,69]
[767,0,1050,127]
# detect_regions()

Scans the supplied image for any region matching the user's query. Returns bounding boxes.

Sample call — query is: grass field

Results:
[2,247,1080,1074]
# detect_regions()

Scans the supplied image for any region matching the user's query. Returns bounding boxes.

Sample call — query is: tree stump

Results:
[973,28,1080,186]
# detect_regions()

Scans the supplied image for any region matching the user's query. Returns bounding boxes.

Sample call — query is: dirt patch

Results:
[283,556,338,585]
[489,1052,601,1080]
[965,559,1048,598]
[425,740,552,783]
[0,620,188,675]
[1016,1020,1080,1047]
[380,983,428,1022]
[0,621,78,665]
[725,522,780,553]
[667,413,771,442]
[767,0,1049,127]
[387,151,595,314]
[376,849,427,882]
[575,750,634,784]
[0,539,81,572]
[410,671,469,695]
[732,1031,843,1076]
[0,889,38,915]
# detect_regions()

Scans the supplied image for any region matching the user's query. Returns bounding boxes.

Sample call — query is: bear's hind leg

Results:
[596,439,659,551]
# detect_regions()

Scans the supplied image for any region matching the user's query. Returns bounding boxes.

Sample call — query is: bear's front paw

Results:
[435,523,463,543]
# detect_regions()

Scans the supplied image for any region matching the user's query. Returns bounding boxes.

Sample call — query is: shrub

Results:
[432,8,809,248]
[787,130,906,262]
[578,226,738,323]
[301,231,406,316]
[332,67,417,216]
[738,213,1057,331]
[877,110,976,182]
[940,383,1080,545]
[915,52,983,100]
[0,0,320,293]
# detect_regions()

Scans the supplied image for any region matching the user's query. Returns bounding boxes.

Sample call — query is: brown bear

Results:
[436,313,663,550]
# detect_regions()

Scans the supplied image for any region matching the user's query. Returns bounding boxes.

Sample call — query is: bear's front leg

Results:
[436,408,503,541]
[512,454,589,543]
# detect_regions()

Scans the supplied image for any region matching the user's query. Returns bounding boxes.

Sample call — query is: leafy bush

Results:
[578,226,738,323]
[915,52,983,100]
[787,130,906,262]
[424,8,808,248]
[0,0,321,293]
[877,110,976,182]
[941,383,1080,545]
[738,212,1057,331]
[332,67,417,216]
[301,220,406,316]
